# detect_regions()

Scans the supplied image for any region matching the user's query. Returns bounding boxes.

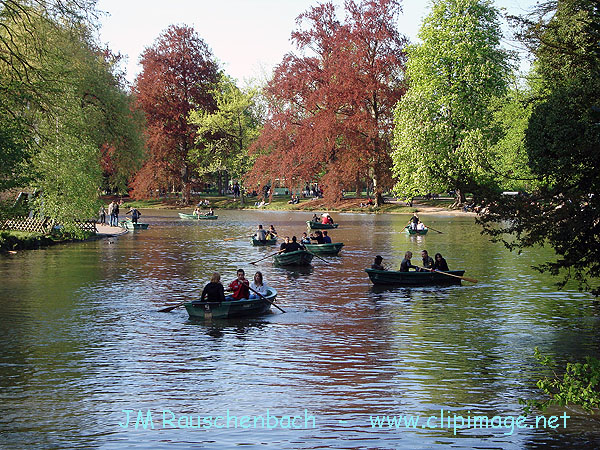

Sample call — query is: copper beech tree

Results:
[246,0,407,205]
[131,25,219,203]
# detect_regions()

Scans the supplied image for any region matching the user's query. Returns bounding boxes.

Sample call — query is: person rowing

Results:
[399,251,418,272]
[310,230,325,244]
[255,224,267,242]
[283,236,303,253]
[420,250,434,271]
[371,255,385,270]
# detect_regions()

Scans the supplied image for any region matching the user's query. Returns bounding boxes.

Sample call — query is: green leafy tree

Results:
[479,0,600,294]
[392,0,513,205]
[188,75,261,198]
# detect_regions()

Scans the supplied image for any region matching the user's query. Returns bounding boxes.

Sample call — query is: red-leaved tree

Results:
[131,25,219,203]
[246,0,407,205]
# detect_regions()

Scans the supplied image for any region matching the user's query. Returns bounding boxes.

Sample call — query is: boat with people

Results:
[404,225,428,235]
[365,268,466,286]
[306,220,338,230]
[120,219,149,230]
[251,237,278,246]
[303,242,344,255]
[183,288,278,319]
[178,213,218,220]
[273,250,314,266]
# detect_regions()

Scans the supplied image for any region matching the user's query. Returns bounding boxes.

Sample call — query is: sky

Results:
[95,0,538,85]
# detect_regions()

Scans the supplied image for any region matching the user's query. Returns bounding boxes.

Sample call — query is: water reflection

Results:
[0,209,599,449]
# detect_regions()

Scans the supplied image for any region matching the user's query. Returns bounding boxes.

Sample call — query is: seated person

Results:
[284,236,303,253]
[310,230,325,244]
[312,213,319,223]
[433,253,449,271]
[400,251,418,272]
[227,269,249,301]
[321,213,329,224]
[198,272,226,303]
[193,207,201,216]
[255,224,267,242]
[371,255,385,270]
[249,271,269,299]
[268,225,278,238]
[416,221,425,231]
[206,208,214,216]
[280,236,290,251]
[420,250,434,270]
[322,230,332,243]
[300,232,311,245]
[326,215,334,225]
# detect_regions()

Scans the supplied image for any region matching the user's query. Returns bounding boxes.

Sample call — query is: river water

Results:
[0,209,599,449]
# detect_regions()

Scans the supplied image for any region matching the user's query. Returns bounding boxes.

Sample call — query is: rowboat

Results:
[120,220,149,230]
[304,242,344,255]
[405,226,428,235]
[365,268,465,286]
[251,237,278,246]
[273,250,314,266]
[306,220,338,230]
[178,213,218,220]
[184,288,278,319]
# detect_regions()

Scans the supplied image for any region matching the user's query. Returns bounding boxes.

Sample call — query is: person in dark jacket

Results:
[284,236,303,253]
[371,255,385,270]
[310,230,325,244]
[433,253,449,271]
[420,250,434,270]
[400,251,418,272]
[200,272,226,303]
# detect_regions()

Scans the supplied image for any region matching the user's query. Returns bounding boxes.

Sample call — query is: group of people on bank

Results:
[98,200,141,227]
[371,250,449,272]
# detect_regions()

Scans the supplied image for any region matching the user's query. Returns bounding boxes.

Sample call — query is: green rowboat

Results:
[184,288,278,319]
[304,242,344,255]
[365,268,465,286]
[251,237,278,246]
[405,226,428,235]
[306,220,339,230]
[178,213,218,220]
[273,250,314,266]
[120,220,149,230]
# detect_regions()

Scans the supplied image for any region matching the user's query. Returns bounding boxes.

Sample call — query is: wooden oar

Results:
[250,249,285,265]
[415,266,478,283]
[158,301,186,312]
[424,224,443,234]
[248,286,285,313]
[305,250,332,265]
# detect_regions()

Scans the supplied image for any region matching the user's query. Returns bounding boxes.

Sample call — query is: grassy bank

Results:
[0,230,95,253]
[123,195,457,214]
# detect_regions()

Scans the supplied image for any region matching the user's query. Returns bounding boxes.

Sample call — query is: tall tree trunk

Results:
[454,188,466,207]
[181,163,190,205]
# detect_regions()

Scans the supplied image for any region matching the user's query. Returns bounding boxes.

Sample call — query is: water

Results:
[1,209,599,449]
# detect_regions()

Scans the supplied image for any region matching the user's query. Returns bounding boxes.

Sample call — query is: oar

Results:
[248,286,285,313]
[415,266,478,283]
[305,250,332,265]
[158,301,186,312]
[224,234,253,241]
[250,249,285,265]
[424,224,443,234]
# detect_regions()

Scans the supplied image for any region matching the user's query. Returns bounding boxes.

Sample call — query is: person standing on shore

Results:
[99,205,106,225]
[107,201,115,227]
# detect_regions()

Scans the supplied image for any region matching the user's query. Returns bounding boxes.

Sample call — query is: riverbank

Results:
[1,225,127,254]
[123,195,476,217]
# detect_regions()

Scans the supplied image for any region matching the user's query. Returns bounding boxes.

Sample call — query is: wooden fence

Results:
[0,217,97,234]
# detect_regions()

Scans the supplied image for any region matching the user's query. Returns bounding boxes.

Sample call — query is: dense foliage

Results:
[131,25,219,204]
[246,0,407,204]
[392,0,513,205]
[478,0,600,293]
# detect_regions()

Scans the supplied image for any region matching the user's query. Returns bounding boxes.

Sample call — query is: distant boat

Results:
[365,268,465,286]
[184,288,278,319]
[178,213,218,220]
[304,242,344,255]
[306,220,338,230]
[120,220,148,230]
[274,250,314,266]
[251,237,277,246]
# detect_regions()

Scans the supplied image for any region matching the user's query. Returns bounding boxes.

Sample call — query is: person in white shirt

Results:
[249,271,269,299]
